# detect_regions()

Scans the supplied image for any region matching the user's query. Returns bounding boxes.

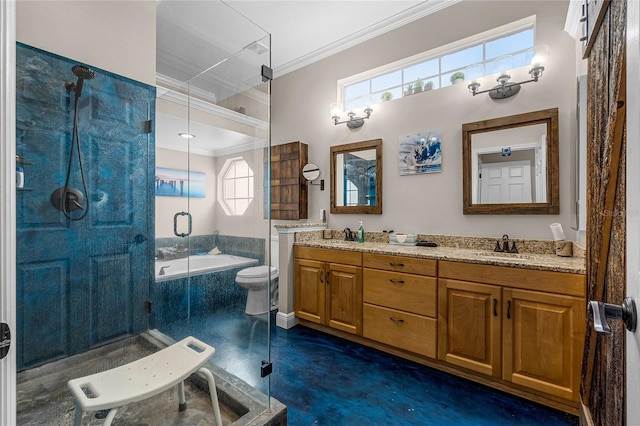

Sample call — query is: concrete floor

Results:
[16,333,285,425]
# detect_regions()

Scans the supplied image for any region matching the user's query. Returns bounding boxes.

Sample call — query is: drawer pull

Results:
[493,298,498,317]
[389,279,405,284]
[389,262,405,267]
[319,271,324,283]
[389,316,405,323]
[507,300,512,319]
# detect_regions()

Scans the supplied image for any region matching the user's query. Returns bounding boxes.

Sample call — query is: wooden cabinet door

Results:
[294,258,325,324]
[438,279,502,377]
[503,288,585,402]
[326,263,362,335]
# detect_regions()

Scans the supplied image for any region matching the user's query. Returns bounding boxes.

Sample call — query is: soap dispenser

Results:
[358,221,364,243]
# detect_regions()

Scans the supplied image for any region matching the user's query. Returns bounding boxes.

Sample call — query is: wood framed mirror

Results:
[330,139,382,214]
[462,108,559,214]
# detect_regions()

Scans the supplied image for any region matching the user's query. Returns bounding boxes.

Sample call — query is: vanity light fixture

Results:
[178,132,196,139]
[468,45,548,100]
[330,103,372,129]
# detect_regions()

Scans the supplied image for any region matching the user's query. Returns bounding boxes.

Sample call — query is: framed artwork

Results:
[155,167,206,197]
[399,130,442,175]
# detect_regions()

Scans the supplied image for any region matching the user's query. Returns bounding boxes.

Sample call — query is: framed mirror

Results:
[330,139,382,214]
[462,108,559,214]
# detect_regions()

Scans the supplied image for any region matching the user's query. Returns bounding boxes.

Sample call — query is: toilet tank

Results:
[270,235,279,269]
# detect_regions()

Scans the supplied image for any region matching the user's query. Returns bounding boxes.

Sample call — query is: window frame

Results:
[218,156,254,216]
[338,16,536,110]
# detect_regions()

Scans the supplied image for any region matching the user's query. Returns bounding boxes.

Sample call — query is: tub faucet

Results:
[159,265,170,276]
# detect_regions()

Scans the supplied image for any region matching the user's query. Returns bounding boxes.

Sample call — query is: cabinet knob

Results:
[589,297,637,335]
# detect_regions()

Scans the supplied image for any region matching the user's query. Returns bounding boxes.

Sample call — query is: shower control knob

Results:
[589,297,637,335]
[0,322,10,360]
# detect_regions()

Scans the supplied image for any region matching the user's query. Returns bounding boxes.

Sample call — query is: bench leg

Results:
[198,367,223,426]
[178,380,187,411]
[73,403,83,426]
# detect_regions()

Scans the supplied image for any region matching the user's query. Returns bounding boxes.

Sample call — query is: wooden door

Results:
[294,258,325,324]
[438,279,502,377]
[480,160,532,204]
[326,262,362,335]
[503,288,585,402]
[580,1,627,424]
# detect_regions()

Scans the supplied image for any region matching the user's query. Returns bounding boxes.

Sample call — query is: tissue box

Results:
[389,233,418,246]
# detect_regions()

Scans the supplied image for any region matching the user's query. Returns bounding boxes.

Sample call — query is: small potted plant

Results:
[380,91,393,102]
[413,78,424,94]
[404,83,414,96]
[450,72,465,85]
[424,80,434,91]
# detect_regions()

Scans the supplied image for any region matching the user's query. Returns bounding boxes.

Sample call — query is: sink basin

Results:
[474,251,536,261]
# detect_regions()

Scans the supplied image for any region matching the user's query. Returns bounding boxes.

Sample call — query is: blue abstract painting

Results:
[155,167,206,198]
[399,130,442,175]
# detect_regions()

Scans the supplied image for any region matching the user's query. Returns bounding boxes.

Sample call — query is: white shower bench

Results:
[67,336,222,426]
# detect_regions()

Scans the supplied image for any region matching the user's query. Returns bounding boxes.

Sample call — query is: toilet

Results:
[235,236,279,315]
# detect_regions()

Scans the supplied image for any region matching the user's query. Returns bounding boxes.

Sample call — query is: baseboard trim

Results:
[276,311,298,329]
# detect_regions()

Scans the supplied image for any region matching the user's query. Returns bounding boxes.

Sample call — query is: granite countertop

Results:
[294,240,586,274]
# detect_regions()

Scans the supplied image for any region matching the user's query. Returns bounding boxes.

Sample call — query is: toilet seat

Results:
[236,266,278,283]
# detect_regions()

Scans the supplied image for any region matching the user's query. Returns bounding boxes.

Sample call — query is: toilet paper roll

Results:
[550,223,565,241]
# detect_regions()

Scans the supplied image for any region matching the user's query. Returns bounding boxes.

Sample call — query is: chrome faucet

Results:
[159,265,170,276]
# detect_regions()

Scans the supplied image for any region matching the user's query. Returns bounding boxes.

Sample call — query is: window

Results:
[218,157,254,216]
[341,17,535,110]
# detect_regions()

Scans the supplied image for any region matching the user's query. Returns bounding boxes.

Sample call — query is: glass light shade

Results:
[493,54,514,75]
[330,102,342,118]
[530,44,549,68]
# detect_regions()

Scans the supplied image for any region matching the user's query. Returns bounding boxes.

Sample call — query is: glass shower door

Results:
[154,1,273,422]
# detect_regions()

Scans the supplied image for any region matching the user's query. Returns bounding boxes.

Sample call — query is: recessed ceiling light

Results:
[178,132,196,139]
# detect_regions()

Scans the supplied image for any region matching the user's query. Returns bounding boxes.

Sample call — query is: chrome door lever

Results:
[589,297,637,335]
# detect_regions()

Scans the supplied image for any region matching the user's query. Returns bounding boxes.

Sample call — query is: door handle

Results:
[173,211,192,237]
[589,297,637,335]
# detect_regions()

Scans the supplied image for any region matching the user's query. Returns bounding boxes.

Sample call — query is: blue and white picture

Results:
[399,130,442,175]
[155,167,206,198]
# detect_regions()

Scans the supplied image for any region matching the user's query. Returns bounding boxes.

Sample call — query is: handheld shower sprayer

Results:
[52,64,96,220]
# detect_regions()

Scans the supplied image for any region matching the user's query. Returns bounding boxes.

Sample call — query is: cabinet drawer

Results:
[295,246,362,266]
[363,304,437,358]
[363,253,436,276]
[363,269,436,317]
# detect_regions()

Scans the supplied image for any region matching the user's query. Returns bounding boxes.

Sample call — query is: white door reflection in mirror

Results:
[471,124,546,204]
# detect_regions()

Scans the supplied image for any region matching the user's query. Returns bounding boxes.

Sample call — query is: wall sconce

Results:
[330,103,372,129]
[468,45,548,99]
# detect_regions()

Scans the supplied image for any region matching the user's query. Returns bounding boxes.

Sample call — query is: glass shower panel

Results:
[155,1,272,422]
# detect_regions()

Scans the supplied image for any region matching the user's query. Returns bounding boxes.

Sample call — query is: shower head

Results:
[68,65,95,98]
[72,65,95,80]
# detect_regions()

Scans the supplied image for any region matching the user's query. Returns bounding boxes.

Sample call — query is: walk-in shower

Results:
[50,64,95,220]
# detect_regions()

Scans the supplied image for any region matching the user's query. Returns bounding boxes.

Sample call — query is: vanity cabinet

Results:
[294,246,362,335]
[438,261,585,403]
[362,253,437,358]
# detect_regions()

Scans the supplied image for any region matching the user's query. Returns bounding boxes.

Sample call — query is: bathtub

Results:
[155,254,259,282]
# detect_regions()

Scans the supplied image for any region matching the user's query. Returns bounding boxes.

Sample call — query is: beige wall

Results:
[16,1,155,85]
[272,0,579,241]
[155,148,217,237]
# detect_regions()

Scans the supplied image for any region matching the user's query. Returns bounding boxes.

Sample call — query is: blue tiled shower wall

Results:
[15,43,156,370]
[152,235,265,328]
